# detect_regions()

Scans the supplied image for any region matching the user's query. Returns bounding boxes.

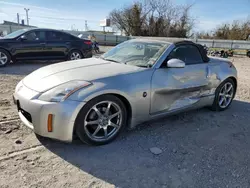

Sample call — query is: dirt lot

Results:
[0,51,250,188]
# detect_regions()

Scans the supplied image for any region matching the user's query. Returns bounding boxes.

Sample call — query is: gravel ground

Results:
[0,49,250,188]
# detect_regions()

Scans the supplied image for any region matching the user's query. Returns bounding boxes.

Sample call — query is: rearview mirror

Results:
[19,35,27,41]
[167,58,185,68]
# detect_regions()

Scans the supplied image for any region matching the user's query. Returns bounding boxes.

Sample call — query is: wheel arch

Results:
[227,76,237,97]
[72,93,133,139]
[0,47,12,57]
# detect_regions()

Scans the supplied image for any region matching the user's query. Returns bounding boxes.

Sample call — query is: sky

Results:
[0,0,249,32]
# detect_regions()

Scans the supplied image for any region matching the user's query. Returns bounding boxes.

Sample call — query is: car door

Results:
[150,44,210,114]
[15,30,46,60]
[44,31,69,59]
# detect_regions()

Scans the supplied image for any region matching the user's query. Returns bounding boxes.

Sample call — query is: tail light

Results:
[84,41,92,45]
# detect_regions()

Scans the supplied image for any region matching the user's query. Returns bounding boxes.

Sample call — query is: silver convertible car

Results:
[13,39,237,145]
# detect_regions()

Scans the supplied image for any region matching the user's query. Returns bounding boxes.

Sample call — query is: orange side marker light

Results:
[47,114,53,132]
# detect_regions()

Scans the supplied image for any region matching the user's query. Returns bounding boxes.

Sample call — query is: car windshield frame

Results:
[101,40,170,68]
[3,29,30,39]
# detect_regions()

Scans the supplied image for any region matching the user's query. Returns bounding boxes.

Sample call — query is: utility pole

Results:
[85,20,88,31]
[17,13,20,25]
[24,8,30,25]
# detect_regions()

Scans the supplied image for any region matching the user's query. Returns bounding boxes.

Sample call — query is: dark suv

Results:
[0,28,92,67]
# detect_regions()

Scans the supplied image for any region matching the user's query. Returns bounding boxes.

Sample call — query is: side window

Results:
[46,31,71,41]
[25,31,45,41]
[46,31,62,40]
[168,45,203,65]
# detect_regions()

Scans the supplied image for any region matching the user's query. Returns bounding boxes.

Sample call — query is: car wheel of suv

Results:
[210,78,236,111]
[0,49,11,67]
[75,95,127,145]
[247,51,250,58]
[68,50,82,60]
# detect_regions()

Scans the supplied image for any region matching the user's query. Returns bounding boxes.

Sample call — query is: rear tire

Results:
[68,50,82,61]
[210,78,236,111]
[75,95,127,145]
[247,51,250,58]
[0,49,11,67]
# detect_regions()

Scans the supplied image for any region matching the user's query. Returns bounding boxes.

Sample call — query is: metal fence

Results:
[68,32,250,50]
[0,25,36,35]
[1,26,250,50]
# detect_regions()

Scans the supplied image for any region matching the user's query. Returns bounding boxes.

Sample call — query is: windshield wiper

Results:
[135,64,152,68]
[103,58,120,64]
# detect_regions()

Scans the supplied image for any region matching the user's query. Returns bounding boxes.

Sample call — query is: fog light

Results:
[47,114,53,132]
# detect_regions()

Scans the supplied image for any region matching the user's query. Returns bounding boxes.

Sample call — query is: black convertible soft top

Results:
[174,40,210,62]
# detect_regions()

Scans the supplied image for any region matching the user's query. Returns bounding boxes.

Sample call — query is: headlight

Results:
[38,80,91,102]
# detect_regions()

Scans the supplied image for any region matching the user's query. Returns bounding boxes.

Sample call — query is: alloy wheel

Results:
[84,101,123,141]
[70,52,81,60]
[0,52,8,65]
[218,82,234,108]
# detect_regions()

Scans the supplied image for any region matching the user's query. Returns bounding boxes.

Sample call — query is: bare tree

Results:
[198,19,250,40]
[109,0,194,37]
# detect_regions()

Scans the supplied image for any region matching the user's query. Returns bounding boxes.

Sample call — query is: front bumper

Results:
[13,85,86,142]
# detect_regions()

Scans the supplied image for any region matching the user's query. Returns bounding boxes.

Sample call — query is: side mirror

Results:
[167,58,185,68]
[19,35,27,41]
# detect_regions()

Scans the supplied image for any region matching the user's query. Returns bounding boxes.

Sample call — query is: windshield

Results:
[3,29,29,39]
[101,40,170,68]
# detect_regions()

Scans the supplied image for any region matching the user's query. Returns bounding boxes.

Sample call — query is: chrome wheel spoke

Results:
[109,122,119,128]
[105,102,112,116]
[103,128,108,138]
[85,120,99,125]
[226,84,233,92]
[109,111,120,120]
[93,106,102,117]
[219,97,225,106]
[225,93,233,98]
[92,125,101,136]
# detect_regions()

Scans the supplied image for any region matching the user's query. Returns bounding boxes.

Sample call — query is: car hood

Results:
[23,58,141,92]
[0,38,14,42]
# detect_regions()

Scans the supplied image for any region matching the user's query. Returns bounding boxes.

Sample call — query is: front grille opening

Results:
[20,109,32,123]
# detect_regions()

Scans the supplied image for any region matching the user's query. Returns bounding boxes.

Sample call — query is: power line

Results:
[32,15,99,23]
[1,10,100,23]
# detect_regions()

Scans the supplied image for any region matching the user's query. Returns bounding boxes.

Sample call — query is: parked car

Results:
[247,50,250,58]
[0,28,92,67]
[13,39,237,145]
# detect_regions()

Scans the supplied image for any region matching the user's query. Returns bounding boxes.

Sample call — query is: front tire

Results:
[210,78,236,111]
[75,95,127,145]
[0,49,11,67]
